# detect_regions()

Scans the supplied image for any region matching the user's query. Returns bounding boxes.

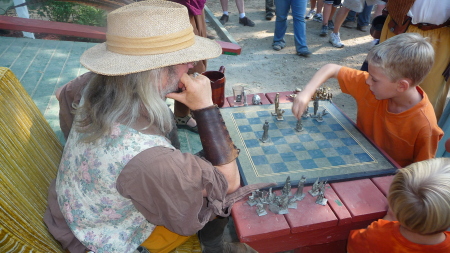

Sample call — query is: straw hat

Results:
[80,0,222,76]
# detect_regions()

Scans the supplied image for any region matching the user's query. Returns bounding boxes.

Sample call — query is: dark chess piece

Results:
[295,118,303,132]
[260,120,270,143]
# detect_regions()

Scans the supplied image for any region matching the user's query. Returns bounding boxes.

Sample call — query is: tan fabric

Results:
[380,15,450,120]
[0,67,64,252]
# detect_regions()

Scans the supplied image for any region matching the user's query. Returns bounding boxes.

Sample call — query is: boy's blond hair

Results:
[388,158,450,235]
[367,33,434,86]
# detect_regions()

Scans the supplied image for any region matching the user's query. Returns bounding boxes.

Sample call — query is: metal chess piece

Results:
[256,203,267,216]
[309,177,320,197]
[260,120,270,143]
[243,90,248,106]
[282,176,292,196]
[271,93,285,120]
[252,94,261,105]
[293,175,306,201]
[295,118,303,132]
[278,195,289,214]
[247,193,258,206]
[317,112,323,122]
[315,187,328,206]
[288,197,298,209]
[302,107,309,118]
[313,97,319,116]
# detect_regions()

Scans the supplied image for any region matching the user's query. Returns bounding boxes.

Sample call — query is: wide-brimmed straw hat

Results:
[80,0,222,76]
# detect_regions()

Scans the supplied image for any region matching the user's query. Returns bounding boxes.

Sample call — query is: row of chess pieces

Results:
[247,176,328,216]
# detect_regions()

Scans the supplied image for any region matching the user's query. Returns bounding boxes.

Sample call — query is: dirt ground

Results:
[205,0,381,121]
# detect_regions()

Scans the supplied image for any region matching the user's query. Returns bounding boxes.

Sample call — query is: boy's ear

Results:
[396,78,413,92]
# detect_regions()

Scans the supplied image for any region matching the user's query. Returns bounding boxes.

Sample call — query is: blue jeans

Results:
[345,2,373,27]
[273,0,308,53]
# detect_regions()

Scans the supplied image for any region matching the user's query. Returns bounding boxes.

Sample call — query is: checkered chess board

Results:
[221,102,398,187]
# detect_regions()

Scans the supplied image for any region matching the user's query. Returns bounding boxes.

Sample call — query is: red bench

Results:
[0,15,241,55]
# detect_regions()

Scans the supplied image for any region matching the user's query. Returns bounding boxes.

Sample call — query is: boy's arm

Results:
[292,64,342,119]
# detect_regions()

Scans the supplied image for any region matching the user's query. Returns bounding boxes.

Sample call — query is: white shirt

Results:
[408,0,450,25]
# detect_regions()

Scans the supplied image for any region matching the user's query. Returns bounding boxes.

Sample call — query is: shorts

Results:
[324,0,341,7]
[342,0,377,12]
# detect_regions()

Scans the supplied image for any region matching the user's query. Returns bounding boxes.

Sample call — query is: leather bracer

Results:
[191,105,239,166]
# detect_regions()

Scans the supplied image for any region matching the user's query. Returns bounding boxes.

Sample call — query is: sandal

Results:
[175,114,198,133]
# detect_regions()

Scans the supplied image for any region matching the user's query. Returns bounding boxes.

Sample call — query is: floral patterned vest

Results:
[56,124,174,253]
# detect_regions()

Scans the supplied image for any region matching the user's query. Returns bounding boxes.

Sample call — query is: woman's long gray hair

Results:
[75,67,175,142]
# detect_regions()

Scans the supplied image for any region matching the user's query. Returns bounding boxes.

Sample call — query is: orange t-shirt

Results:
[337,67,443,167]
[348,219,450,253]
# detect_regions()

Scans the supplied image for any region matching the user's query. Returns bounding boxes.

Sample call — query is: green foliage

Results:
[73,5,106,27]
[36,0,75,23]
[36,1,106,27]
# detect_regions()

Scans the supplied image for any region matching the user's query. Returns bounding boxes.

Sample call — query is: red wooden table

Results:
[225,91,398,253]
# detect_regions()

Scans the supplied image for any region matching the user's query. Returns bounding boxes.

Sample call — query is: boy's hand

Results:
[166,73,213,110]
[292,91,313,119]
[291,64,342,119]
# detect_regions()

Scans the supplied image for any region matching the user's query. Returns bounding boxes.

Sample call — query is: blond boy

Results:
[292,33,443,167]
[347,158,450,252]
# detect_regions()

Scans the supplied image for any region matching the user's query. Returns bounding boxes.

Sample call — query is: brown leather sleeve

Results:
[191,105,239,166]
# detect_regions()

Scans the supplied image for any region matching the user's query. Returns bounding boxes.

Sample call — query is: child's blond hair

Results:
[367,33,434,86]
[388,158,450,235]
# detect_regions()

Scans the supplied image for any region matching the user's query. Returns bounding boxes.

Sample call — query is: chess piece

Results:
[243,90,248,106]
[256,203,267,216]
[276,108,285,121]
[295,118,303,132]
[271,93,285,120]
[309,177,320,197]
[261,190,269,204]
[260,120,270,143]
[313,97,319,116]
[268,187,275,203]
[278,195,289,214]
[269,202,280,214]
[293,175,306,201]
[247,193,258,206]
[252,94,261,105]
[282,176,292,196]
[302,107,309,118]
[272,93,280,115]
[317,112,323,122]
[288,197,298,209]
[315,188,328,206]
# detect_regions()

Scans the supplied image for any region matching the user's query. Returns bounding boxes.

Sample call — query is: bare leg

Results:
[236,0,244,14]
[316,0,324,14]
[329,5,337,18]
[310,0,316,10]
[220,0,229,12]
[322,3,332,25]
[333,6,350,34]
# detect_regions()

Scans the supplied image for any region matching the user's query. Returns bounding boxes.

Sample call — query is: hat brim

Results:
[80,36,222,76]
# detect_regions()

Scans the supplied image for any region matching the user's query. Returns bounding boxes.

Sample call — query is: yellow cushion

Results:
[0,67,64,252]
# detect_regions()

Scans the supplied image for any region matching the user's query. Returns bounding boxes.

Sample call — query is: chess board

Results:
[221,102,398,188]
